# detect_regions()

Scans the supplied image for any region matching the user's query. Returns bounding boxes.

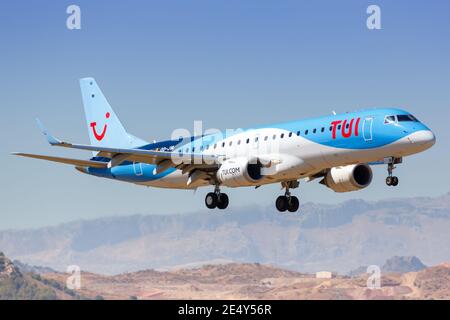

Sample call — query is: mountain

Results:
[348,256,428,276]
[1,193,450,274]
[41,261,450,300]
[382,256,427,273]
[0,252,79,300]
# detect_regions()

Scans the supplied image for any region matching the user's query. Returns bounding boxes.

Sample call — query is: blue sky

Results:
[1,0,449,229]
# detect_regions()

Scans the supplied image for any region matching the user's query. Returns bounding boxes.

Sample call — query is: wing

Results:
[12,153,108,168]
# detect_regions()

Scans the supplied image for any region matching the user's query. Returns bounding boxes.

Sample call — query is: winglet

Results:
[36,118,62,146]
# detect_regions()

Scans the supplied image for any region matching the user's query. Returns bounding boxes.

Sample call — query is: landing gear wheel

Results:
[205,192,218,209]
[391,176,399,186]
[217,193,229,209]
[276,196,288,212]
[287,196,299,212]
[386,176,399,186]
[386,176,393,186]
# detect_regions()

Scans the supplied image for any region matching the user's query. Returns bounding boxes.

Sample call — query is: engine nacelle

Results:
[322,164,373,193]
[217,157,263,187]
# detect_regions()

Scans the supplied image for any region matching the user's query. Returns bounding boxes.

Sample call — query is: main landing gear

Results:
[205,185,229,210]
[385,157,402,187]
[275,181,300,213]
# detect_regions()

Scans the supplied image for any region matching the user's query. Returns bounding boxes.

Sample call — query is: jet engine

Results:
[217,157,263,187]
[321,164,373,192]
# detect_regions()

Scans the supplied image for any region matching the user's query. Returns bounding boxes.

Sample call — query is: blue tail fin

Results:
[80,77,147,151]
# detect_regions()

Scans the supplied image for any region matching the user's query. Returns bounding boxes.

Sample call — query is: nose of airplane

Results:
[410,130,436,148]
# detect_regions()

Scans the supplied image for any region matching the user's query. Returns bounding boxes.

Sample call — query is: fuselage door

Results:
[363,117,373,142]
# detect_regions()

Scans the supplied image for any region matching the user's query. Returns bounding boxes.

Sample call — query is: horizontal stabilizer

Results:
[12,153,108,168]
[30,120,222,174]
[33,126,221,166]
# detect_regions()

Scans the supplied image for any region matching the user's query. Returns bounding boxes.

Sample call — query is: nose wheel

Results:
[276,181,300,212]
[386,175,399,186]
[385,157,401,187]
[205,186,229,210]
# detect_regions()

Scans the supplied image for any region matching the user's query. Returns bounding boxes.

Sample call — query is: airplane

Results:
[13,77,436,212]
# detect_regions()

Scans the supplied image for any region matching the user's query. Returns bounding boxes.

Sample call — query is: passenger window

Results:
[192,147,195,152]
[280,133,284,138]
[237,140,241,145]
[297,131,300,136]
[206,145,209,150]
[264,136,268,141]
[246,138,250,144]
[273,134,276,140]
[329,126,332,131]
[305,130,309,135]
[222,142,225,148]
[337,125,341,130]
[255,137,258,142]
[313,128,317,134]
[214,144,217,149]
[229,141,232,146]
[321,127,325,132]
[289,132,292,137]
[185,148,189,153]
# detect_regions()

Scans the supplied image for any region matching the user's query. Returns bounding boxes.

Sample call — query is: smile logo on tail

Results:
[90,112,110,141]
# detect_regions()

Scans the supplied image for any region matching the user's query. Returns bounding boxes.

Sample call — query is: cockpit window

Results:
[397,114,419,122]
[384,115,396,124]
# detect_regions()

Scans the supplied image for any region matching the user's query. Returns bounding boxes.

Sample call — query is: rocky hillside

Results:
[42,260,450,300]
[13,259,57,275]
[0,252,82,300]
[0,252,21,278]
[2,252,449,300]
[1,193,450,274]
[413,263,450,299]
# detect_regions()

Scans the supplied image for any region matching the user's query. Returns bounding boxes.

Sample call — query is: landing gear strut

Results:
[205,185,229,210]
[275,181,300,213]
[385,157,401,187]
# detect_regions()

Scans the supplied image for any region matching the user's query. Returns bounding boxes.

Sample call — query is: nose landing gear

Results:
[386,175,399,186]
[385,157,402,187]
[275,181,300,213]
[205,185,229,210]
